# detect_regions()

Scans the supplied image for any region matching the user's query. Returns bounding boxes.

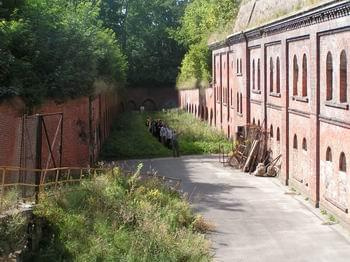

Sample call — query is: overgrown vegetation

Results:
[0,0,127,106]
[0,213,27,258]
[101,110,232,159]
[172,0,240,90]
[0,0,243,100]
[32,168,212,261]
[101,112,172,159]
[0,0,191,104]
[0,189,20,213]
[151,110,232,155]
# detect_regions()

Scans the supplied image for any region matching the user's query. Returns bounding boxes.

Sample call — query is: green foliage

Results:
[151,110,232,155]
[101,110,232,159]
[0,189,20,213]
[0,213,27,257]
[176,42,211,89]
[101,112,172,159]
[0,0,127,106]
[99,0,188,88]
[33,170,212,261]
[173,0,240,89]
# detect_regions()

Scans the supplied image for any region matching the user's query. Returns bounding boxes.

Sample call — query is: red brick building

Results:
[179,0,350,225]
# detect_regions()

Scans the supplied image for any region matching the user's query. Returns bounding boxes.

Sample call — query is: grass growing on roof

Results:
[32,167,212,261]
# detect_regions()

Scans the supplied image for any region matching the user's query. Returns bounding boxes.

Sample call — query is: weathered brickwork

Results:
[179,1,350,226]
[0,91,121,169]
[125,87,178,111]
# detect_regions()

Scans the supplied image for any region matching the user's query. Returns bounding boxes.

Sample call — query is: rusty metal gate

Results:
[17,112,63,198]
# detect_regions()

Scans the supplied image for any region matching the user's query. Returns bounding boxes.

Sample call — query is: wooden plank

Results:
[243,140,259,172]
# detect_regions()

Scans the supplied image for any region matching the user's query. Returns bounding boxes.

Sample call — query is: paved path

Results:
[119,155,350,262]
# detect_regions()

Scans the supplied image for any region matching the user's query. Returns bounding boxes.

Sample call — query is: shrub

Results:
[151,110,233,155]
[0,0,127,107]
[32,168,212,261]
[0,213,27,258]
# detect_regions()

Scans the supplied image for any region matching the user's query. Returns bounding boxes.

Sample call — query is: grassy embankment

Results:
[31,168,212,261]
[101,110,232,160]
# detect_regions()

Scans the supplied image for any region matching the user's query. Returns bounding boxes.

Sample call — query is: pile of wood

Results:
[228,125,274,175]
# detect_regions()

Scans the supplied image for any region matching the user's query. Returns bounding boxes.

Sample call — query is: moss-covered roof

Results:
[234,0,334,32]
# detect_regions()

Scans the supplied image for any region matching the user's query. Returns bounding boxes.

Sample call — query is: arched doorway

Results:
[142,99,157,111]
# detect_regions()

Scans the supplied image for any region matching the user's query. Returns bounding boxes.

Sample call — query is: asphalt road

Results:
[118,155,350,262]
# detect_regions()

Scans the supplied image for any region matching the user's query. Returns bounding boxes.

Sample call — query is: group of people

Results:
[146,117,180,157]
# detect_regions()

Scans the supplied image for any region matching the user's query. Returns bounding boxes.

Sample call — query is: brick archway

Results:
[142,99,157,111]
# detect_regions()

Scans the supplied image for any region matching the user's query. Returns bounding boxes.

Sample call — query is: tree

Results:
[99,0,188,87]
[0,0,127,107]
[173,0,240,89]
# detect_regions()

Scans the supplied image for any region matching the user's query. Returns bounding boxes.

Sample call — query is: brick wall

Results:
[0,91,121,170]
[179,1,350,226]
[125,87,178,111]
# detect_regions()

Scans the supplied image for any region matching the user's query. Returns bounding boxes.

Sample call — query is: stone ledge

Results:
[292,96,309,103]
[325,101,349,110]
[270,92,281,98]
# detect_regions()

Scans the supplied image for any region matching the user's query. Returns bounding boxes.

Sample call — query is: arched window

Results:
[252,60,255,90]
[236,92,239,112]
[240,93,243,114]
[302,54,307,97]
[230,89,233,105]
[293,134,298,149]
[276,57,280,93]
[236,59,239,74]
[302,138,307,151]
[270,125,273,138]
[293,55,298,96]
[326,147,332,161]
[253,118,256,125]
[258,120,260,127]
[339,152,346,172]
[257,59,261,91]
[340,50,347,103]
[240,59,242,74]
[270,57,274,93]
[277,127,280,142]
[326,52,333,101]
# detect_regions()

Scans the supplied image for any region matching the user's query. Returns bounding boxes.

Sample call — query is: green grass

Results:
[32,168,212,261]
[101,110,232,160]
[150,110,232,155]
[101,112,172,160]
[0,213,27,258]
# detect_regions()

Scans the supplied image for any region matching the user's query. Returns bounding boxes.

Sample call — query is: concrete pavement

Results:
[118,155,350,262]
